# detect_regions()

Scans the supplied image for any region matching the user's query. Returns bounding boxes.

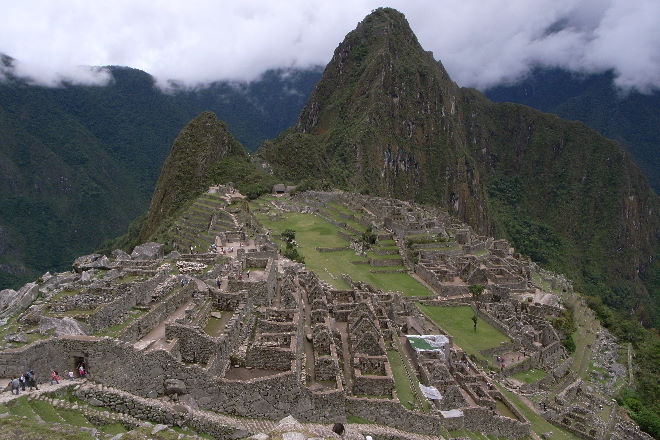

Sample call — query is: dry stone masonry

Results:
[0,186,650,440]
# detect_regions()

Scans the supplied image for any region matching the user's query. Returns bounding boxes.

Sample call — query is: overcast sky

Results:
[1,0,658,93]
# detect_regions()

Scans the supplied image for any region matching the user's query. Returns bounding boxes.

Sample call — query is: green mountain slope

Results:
[258,7,659,325]
[485,68,660,192]
[0,63,317,289]
[139,111,275,243]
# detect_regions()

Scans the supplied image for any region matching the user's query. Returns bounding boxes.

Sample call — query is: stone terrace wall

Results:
[165,323,216,365]
[119,283,193,343]
[463,407,530,439]
[76,384,240,439]
[86,272,171,331]
[0,336,343,422]
[345,397,465,435]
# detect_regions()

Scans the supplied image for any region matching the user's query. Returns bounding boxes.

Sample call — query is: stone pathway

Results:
[0,378,86,405]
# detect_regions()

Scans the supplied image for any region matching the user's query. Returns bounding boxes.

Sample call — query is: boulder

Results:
[0,283,40,319]
[131,242,164,261]
[5,332,27,343]
[80,270,96,282]
[39,316,91,336]
[112,249,131,261]
[164,378,187,395]
[73,254,111,273]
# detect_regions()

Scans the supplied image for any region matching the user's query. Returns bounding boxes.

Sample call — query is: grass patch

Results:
[386,350,416,410]
[7,397,37,419]
[29,399,62,422]
[56,408,93,427]
[499,386,579,440]
[204,317,223,336]
[254,209,432,296]
[0,416,96,440]
[511,368,548,384]
[100,423,127,434]
[417,305,509,362]
[346,414,375,424]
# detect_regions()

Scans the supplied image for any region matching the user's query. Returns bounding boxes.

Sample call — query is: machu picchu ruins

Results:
[0,186,650,440]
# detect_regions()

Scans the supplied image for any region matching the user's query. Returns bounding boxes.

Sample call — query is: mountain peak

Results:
[139,111,248,241]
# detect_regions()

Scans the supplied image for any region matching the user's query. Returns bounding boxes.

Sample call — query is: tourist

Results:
[68,371,75,381]
[28,370,39,390]
[10,377,20,395]
[78,364,86,378]
[247,270,250,279]
[19,375,26,391]
[332,423,345,437]
[50,370,60,385]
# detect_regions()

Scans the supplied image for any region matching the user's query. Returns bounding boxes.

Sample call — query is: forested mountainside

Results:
[0,61,318,288]
[258,8,659,327]
[485,67,660,193]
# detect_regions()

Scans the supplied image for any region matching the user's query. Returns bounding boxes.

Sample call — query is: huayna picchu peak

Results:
[0,6,658,440]
[259,7,658,329]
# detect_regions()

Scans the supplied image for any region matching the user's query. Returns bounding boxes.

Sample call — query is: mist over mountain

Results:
[0,63,319,289]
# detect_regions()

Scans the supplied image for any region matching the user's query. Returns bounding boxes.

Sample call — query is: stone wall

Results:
[370,258,404,267]
[76,384,240,439]
[119,284,193,343]
[345,397,465,435]
[165,323,216,365]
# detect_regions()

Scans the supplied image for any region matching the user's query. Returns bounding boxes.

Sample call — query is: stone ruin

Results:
[0,187,650,440]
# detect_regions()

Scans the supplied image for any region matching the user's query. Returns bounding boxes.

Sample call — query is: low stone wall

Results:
[119,284,192,343]
[345,397,464,435]
[353,372,394,397]
[463,406,530,439]
[165,323,217,365]
[370,258,404,267]
[246,343,295,371]
[76,384,240,439]
[315,355,339,381]
[316,247,350,253]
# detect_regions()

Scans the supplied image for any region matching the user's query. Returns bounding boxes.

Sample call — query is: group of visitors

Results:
[8,369,39,395]
[7,362,87,395]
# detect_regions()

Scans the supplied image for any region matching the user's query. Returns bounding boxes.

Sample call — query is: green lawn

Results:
[417,305,509,361]
[253,209,432,297]
[386,350,417,410]
[29,399,62,422]
[511,368,548,384]
[498,386,580,440]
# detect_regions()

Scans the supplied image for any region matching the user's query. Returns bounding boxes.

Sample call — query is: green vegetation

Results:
[498,386,579,440]
[386,349,429,411]
[417,305,509,362]
[253,208,431,296]
[511,368,548,384]
[0,65,319,290]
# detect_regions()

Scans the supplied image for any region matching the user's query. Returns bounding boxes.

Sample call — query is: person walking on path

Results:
[50,370,60,385]
[10,378,19,395]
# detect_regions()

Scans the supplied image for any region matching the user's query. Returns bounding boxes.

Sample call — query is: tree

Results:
[472,314,478,332]
[361,226,377,249]
[469,284,485,309]
[281,229,296,243]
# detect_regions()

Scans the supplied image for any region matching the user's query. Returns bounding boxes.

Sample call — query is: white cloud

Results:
[0,0,658,93]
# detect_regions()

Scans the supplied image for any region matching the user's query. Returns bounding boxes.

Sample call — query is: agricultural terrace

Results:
[417,305,510,363]
[251,200,432,297]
